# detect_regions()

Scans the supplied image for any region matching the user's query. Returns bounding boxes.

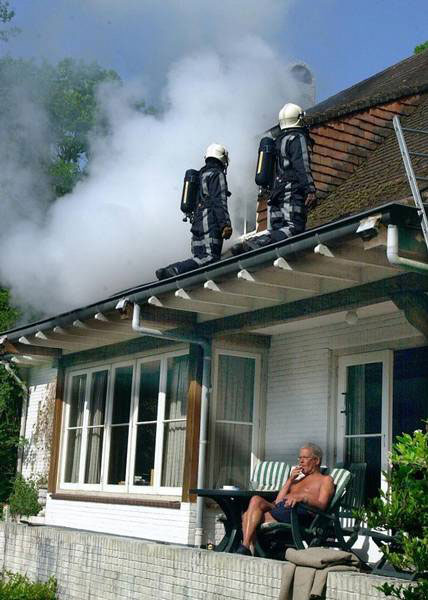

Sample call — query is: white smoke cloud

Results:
[0,2,313,316]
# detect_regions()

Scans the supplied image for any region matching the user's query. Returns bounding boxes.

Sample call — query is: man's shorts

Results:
[270,501,314,526]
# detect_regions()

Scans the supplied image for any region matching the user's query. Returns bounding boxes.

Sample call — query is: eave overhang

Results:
[1,202,427,364]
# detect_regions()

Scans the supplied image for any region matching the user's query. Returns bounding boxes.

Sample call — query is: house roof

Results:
[0,202,425,363]
[308,93,428,228]
[306,50,428,125]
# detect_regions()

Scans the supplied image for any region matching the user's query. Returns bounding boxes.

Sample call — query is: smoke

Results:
[0,2,313,316]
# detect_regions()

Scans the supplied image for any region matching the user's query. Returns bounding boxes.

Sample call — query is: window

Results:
[210,351,260,488]
[61,351,189,493]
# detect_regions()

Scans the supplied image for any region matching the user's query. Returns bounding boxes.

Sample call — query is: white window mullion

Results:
[78,372,91,484]
[101,365,115,489]
[154,357,167,488]
[125,360,138,491]
[98,366,111,490]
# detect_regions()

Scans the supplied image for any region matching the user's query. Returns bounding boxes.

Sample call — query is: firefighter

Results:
[156,143,232,280]
[232,102,315,255]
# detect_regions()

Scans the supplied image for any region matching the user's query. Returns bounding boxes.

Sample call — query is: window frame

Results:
[59,347,189,495]
[208,348,262,487]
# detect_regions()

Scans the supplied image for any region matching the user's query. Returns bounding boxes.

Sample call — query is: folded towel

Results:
[279,547,360,600]
[285,547,359,569]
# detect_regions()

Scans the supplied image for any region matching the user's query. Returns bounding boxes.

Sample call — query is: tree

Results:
[0,1,19,42]
[361,428,428,599]
[0,56,121,198]
[414,41,428,54]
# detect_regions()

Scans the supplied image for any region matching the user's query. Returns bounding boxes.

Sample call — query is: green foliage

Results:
[0,289,18,331]
[0,1,19,42]
[414,41,428,54]
[8,475,41,517]
[0,56,120,198]
[0,365,23,502]
[361,428,428,598]
[0,572,57,599]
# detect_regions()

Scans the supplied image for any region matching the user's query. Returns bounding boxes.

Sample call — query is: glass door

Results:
[337,351,392,497]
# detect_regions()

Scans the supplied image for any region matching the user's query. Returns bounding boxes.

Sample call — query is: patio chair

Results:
[254,467,351,560]
[250,460,291,491]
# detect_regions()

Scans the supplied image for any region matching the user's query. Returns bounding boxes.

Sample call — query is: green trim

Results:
[60,335,179,368]
[197,272,428,336]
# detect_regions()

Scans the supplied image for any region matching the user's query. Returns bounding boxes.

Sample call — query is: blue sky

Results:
[3,0,428,104]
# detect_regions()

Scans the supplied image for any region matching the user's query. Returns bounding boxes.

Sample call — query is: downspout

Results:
[387,224,428,273]
[0,360,29,474]
[129,301,211,548]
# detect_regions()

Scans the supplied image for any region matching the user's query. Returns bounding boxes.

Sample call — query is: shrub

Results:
[8,475,41,518]
[361,428,428,599]
[0,572,57,599]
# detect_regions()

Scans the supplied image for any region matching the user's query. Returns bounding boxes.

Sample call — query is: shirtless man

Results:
[236,443,334,556]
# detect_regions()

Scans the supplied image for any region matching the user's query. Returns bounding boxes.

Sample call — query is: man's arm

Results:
[288,134,315,195]
[209,170,232,233]
[274,467,303,503]
[284,475,335,510]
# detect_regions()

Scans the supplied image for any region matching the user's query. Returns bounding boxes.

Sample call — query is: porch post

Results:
[47,364,65,493]
[181,344,203,503]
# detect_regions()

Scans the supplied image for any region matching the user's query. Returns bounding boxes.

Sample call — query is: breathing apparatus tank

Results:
[255,137,276,189]
[180,169,200,222]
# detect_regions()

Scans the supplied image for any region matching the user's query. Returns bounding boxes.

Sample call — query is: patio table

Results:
[190,488,277,553]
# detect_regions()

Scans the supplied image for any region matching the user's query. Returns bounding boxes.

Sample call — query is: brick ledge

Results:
[51,493,180,509]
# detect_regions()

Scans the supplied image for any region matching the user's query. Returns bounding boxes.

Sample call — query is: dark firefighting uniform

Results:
[156,157,231,279]
[241,127,314,251]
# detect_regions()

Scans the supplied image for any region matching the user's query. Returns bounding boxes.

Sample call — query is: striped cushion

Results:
[328,468,352,509]
[251,461,291,491]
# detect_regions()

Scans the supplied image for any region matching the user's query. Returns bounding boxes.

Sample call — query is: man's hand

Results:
[222,225,233,239]
[290,466,304,480]
[305,192,317,211]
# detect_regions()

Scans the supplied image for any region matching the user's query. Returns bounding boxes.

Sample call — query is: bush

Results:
[361,427,428,599]
[0,572,57,599]
[8,475,41,518]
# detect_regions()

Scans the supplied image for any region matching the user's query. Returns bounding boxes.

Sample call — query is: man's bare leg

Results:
[241,496,275,549]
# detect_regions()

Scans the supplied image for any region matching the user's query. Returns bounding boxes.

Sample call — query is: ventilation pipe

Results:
[125,300,211,548]
[387,224,428,273]
[0,360,29,474]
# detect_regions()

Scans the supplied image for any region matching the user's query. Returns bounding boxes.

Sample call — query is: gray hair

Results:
[301,442,323,463]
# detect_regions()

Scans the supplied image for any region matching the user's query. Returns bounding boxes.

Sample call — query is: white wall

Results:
[45,496,193,545]
[264,311,421,465]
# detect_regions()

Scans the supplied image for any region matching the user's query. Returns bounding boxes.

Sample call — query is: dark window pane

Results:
[393,346,428,438]
[346,363,382,435]
[217,356,255,422]
[134,423,156,486]
[64,429,82,483]
[84,428,104,484]
[213,423,252,488]
[165,356,189,419]
[162,421,186,487]
[345,436,381,500]
[108,426,129,484]
[88,370,108,427]
[69,374,86,427]
[111,366,133,424]
[138,361,160,422]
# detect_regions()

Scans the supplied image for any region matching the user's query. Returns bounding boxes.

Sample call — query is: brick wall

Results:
[0,523,413,600]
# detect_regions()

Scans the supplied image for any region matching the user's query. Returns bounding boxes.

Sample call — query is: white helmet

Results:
[205,143,229,167]
[278,103,305,130]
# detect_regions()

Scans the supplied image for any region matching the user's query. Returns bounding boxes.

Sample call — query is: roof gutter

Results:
[387,224,428,273]
[127,301,211,548]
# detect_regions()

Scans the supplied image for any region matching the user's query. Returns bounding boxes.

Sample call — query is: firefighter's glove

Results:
[221,226,233,240]
[305,192,318,211]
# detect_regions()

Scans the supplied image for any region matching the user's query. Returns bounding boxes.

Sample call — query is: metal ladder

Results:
[393,115,428,252]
